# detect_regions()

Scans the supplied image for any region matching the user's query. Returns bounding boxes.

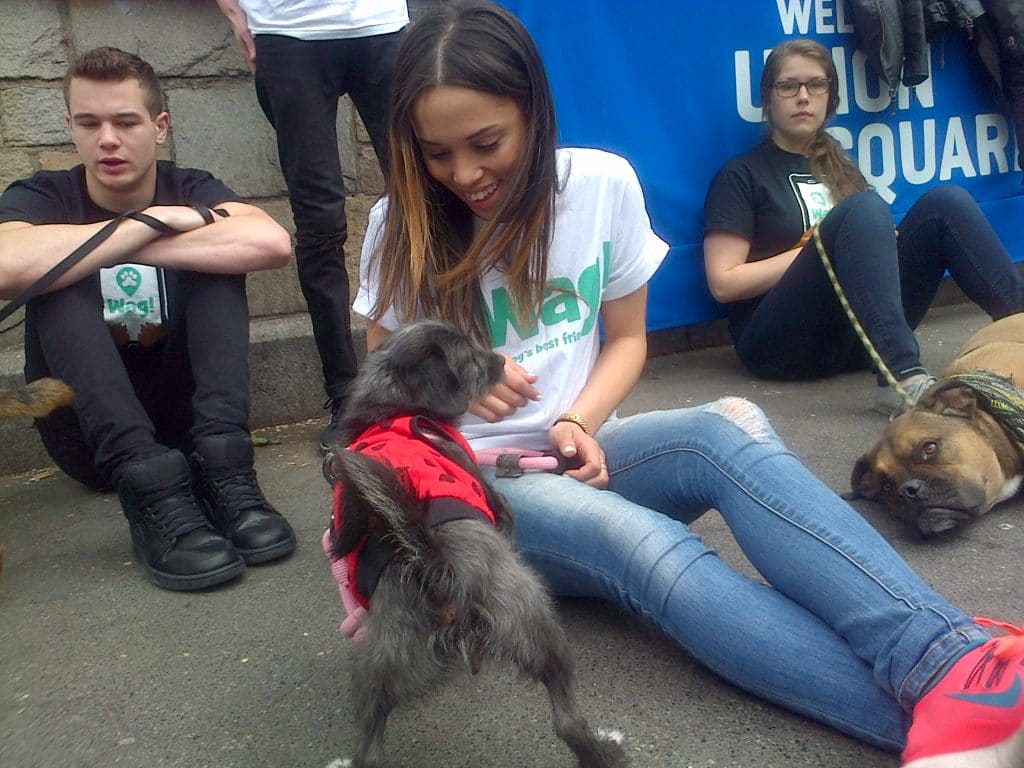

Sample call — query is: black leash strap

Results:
[0,205,227,327]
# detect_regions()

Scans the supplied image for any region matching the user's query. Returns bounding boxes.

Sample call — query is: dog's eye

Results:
[921,441,938,459]
[881,478,895,494]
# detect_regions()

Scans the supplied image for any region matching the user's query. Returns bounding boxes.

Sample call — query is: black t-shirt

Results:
[703,140,835,334]
[0,161,239,226]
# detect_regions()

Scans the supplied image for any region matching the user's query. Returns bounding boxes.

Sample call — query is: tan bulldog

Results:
[851,313,1024,536]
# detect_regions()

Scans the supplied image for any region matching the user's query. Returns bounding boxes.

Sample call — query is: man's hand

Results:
[232,25,257,73]
[216,0,257,73]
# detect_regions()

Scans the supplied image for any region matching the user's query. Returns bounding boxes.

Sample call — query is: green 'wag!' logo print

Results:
[116,266,142,297]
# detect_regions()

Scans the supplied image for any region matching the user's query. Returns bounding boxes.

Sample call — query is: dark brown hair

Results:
[63,46,166,117]
[761,39,868,202]
[370,0,559,345]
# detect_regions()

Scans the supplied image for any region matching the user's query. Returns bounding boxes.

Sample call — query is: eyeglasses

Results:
[773,78,831,98]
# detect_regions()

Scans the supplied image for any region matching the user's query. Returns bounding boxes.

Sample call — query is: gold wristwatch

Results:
[554,412,590,435]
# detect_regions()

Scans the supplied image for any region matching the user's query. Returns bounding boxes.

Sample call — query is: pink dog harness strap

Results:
[475,448,582,477]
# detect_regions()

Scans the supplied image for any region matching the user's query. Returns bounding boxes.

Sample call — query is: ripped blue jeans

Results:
[483,400,988,751]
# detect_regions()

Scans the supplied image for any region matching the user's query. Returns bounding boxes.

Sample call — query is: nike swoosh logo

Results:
[947,673,1022,708]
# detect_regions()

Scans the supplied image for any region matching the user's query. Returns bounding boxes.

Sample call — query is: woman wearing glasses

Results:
[703,39,1024,418]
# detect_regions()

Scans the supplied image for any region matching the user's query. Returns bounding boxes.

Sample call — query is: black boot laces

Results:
[324,397,345,429]
[208,470,270,518]
[145,489,209,540]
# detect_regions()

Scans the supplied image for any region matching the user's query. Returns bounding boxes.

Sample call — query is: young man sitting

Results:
[0,47,296,591]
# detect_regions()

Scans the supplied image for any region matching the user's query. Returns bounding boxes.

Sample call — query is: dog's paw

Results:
[585,728,629,767]
[324,759,352,768]
[596,728,624,744]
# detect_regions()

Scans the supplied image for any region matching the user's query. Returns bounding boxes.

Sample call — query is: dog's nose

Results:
[899,478,924,499]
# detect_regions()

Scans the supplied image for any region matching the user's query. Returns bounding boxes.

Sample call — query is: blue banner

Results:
[500,0,1024,331]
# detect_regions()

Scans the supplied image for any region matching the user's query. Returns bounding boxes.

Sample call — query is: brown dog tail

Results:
[0,378,74,419]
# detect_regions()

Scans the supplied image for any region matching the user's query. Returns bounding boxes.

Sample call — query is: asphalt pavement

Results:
[2,303,1021,768]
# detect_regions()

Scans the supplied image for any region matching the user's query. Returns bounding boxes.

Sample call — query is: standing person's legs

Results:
[345,30,404,172]
[895,184,1024,329]
[253,35,357,408]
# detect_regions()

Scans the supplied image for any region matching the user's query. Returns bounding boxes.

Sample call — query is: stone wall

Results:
[0,0,383,340]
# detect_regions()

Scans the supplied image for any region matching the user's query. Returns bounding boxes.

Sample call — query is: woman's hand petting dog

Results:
[468,354,540,423]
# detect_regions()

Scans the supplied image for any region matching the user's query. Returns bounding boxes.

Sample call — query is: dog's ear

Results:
[850,454,881,500]
[915,382,978,418]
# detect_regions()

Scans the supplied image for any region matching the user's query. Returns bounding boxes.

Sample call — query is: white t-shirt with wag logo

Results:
[354,147,668,450]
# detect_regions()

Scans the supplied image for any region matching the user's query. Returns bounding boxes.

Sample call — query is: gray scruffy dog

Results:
[322,320,628,768]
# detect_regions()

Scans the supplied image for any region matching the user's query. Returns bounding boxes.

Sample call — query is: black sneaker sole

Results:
[135,548,246,592]
[235,532,297,565]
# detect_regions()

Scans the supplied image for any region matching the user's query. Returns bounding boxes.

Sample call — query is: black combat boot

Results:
[116,450,245,591]
[191,435,296,565]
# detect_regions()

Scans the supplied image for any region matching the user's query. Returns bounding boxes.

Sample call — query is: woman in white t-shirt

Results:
[352,3,1024,766]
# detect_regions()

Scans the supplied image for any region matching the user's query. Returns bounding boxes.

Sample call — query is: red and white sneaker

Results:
[902,617,1024,767]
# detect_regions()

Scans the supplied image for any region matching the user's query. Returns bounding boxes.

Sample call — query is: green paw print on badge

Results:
[116,266,143,297]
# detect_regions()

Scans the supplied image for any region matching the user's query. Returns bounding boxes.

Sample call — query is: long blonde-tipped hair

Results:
[369,0,559,347]
[761,39,868,202]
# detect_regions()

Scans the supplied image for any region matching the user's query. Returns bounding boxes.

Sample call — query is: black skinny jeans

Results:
[253,31,402,402]
[24,270,252,490]
[734,185,1024,381]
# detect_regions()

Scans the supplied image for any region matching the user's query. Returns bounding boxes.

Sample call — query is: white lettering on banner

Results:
[858,123,899,202]
[941,117,977,180]
[775,0,853,35]
[833,47,850,114]
[734,50,760,122]
[825,114,1015,203]
[977,114,1012,175]
[900,120,937,185]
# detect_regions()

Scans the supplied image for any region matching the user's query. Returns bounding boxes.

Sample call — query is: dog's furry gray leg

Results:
[348,574,465,768]
[458,529,629,768]
[502,593,628,767]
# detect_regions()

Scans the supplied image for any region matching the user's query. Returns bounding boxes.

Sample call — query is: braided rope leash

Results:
[810,223,913,409]
[931,370,1024,454]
